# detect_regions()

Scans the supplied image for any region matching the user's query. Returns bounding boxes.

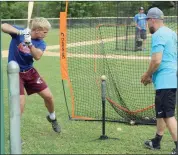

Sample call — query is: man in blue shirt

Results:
[134,7,147,51]
[141,7,177,154]
[1,17,61,134]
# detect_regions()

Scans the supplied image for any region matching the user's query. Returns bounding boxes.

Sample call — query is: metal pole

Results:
[7,61,21,154]
[116,1,119,50]
[176,2,178,106]
[0,19,5,154]
[125,25,129,51]
[99,75,108,140]
[36,2,40,17]
[62,80,71,119]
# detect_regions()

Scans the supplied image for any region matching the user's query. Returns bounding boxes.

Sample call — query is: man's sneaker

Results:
[171,148,178,154]
[144,139,161,150]
[46,115,61,133]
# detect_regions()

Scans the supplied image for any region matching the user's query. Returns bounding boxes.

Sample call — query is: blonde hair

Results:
[30,17,51,30]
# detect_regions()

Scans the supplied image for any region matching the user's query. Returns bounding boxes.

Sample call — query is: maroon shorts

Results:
[19,68,47,95]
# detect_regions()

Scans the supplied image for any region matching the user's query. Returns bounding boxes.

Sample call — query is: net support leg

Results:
[99,75,108,140]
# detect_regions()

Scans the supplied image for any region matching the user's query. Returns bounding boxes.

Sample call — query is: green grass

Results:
[1,21,177,154]
[2,57,175,154]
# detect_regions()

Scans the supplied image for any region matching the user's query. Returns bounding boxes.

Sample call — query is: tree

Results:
[0,1,176,19]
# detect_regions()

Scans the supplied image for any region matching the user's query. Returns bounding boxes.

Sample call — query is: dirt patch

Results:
[1,36,131,58]
[2,49,150,60]
[67,53,150,60]
[2,36,150,60]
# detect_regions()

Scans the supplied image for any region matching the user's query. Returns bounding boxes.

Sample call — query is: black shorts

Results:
[155,89,177,118]
[136,29,147,40]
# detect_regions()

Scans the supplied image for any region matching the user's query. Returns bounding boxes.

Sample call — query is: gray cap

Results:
[146,7,164,20]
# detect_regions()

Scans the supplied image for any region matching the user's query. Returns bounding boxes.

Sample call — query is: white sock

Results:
[49,111,56,120]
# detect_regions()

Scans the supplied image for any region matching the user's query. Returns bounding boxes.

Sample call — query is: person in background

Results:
[134,7,147,51]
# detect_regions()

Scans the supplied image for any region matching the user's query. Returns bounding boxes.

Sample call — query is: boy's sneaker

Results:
[144,139,161,150]
[171,148,178,154]
[46,115,61,133]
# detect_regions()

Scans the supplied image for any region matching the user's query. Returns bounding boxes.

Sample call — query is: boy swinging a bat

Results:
[1,17,61,133]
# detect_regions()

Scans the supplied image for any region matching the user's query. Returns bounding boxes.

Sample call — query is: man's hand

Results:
[18,28,31,35]
[24,33,32,46]
[141,72,152,86]
[137,26,141,30]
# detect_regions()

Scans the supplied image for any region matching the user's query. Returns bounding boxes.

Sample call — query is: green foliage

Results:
[0,2,28,19]
[0,1,176,19]
[151,1,176,9]
[149,1,177,15]
[68,2,97,17]
[0,2,12,19]
[37,2,63,18]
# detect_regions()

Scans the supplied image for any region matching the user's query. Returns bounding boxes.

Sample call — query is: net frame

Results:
[60,1,177,125]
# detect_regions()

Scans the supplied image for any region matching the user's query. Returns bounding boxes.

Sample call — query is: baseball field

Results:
[1,27,175,154]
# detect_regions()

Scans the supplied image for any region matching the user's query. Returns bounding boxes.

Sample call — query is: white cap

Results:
[139,7,144,10]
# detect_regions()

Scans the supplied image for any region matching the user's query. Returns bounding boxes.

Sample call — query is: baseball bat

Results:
[27,1,34,28]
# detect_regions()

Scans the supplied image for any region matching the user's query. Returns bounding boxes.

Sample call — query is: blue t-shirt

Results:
[151,26,177,90]
[8,26,46,71]
[134,13,147,30]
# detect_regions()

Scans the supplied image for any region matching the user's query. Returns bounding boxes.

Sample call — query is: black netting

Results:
[65,1,177,124]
